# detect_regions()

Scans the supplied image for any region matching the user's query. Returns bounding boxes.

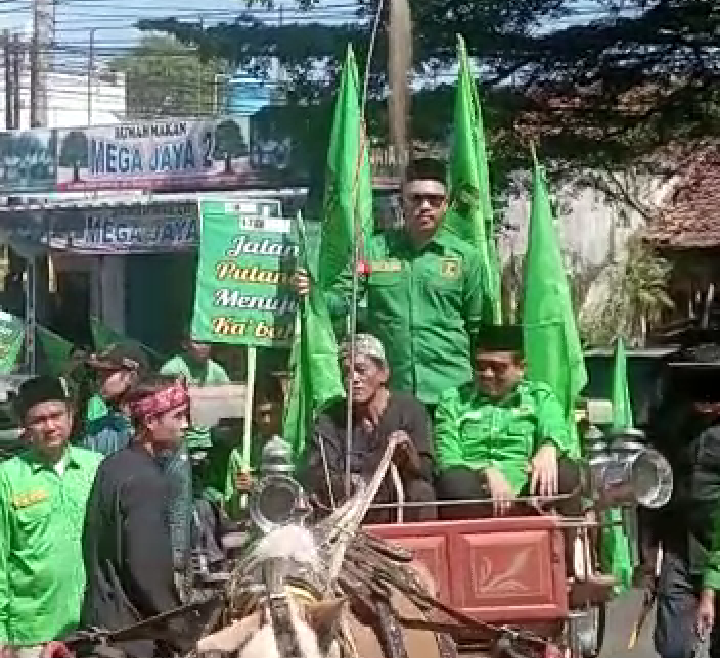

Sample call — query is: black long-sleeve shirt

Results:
[302,391,434,507]
[80,444,186,658]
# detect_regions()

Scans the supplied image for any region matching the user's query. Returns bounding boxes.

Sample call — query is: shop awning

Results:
[0,189,307,254]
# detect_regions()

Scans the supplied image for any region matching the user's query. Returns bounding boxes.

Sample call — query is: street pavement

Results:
[601,589,658,658]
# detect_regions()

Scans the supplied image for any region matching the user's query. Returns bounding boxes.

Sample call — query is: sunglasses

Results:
[407,193,446,208]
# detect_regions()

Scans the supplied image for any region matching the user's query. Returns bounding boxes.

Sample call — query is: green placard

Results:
[191,199,300,347]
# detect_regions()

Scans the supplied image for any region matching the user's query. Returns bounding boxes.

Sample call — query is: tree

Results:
[111,35,225,119]
[58,131,88,183]
[250,101,333,202]
[580,236,674,347]
[213,119,248,173]
[139,1,720,174]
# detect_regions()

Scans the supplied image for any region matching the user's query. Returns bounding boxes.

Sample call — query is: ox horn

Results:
[305,597,348,634]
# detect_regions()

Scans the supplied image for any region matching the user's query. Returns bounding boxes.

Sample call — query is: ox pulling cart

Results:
[47,429,672,658]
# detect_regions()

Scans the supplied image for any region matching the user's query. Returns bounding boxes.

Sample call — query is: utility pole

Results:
[30,0,53,127]
[28,0,54,374]
[12,34,19,130]
[4,31,11,130]
[197,15,204,115]
[29,24,37,126]
[87,28,95,125]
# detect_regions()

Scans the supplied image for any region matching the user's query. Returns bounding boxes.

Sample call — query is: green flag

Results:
[318,45,374,291]
[37,325,74,377]
[600,337,635,592]
[0,311,25,374]
[90,316,166,367]
[283,213,346,462]
[446,34,501,323]
[612,337,634,429]
[90,316,119,351]
[523,151,587,458]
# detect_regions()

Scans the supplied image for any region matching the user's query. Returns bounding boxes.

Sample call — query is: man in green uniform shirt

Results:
[203,374,285,519]
[160,332,231,453]
[297,158,489,412]
[435,325,581,519]
[0,376,101,657]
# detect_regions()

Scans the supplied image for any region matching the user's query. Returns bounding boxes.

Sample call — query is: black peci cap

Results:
[405,157,447,186]
[15,376,71,420]
[475,324,524,352]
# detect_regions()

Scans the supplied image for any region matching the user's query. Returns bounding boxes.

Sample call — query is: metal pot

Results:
[587,430,673,509]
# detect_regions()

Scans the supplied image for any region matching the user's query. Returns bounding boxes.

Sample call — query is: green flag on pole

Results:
[0,311,25,374]
[600,337,635,592]
[523,150,587,458]
[284,45,373,460]
[612,337,634,430]
[90,316,120,351]
[90,316,166,368]
[446,34,501,323]
[283,214,346,462]
[318,44,374,291]
[37,325,74,377]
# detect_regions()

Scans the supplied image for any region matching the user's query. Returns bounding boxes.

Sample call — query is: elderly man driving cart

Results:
[301,333,436,523]
[435,324,583,518]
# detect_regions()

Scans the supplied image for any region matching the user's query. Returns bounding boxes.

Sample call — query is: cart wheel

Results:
[573,603,606,658]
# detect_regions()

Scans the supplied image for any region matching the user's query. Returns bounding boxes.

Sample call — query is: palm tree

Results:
[581,235,674,346]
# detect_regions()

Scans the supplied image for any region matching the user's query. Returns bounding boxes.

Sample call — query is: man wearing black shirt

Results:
[81,375,198,658]
[650,359,720,658]
[303,334,436,523]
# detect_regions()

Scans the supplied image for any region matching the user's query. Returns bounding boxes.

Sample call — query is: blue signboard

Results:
[222,71,285,116]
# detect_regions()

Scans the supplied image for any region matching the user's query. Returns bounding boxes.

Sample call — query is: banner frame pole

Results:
[240,345,257,509]
[25,256,37,375]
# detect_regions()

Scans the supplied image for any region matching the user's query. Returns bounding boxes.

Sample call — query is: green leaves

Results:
[111,35,224,118]
[136,1,720,175]
[581,236,674,346]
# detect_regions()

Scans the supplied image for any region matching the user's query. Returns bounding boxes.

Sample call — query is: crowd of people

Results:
[5,154,717,658]
[0,156,588,658]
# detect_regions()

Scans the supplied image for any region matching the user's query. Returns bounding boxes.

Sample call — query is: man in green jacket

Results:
[297,158,490,413]
[0,377,101,657]
[161,333,230,453]
[435,325,581,519]
[204,374,285,519]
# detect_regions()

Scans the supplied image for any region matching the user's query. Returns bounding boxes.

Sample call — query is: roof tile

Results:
[646,148,720,248]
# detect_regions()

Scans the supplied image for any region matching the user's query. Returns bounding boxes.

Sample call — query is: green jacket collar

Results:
[472,379,529,408]
[393,225,457,255]
[29,444,82,473]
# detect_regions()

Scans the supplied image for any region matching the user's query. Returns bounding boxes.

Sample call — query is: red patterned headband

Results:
[129,381,189,420]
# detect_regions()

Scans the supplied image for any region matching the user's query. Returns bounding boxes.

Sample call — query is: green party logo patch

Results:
[440,258,461,278]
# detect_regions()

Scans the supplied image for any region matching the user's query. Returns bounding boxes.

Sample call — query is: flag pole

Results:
[345,215,359,496]
[344,0,387,498]
[361,0,385,112]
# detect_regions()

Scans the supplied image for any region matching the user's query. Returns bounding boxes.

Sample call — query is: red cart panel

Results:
[366,515,568,623]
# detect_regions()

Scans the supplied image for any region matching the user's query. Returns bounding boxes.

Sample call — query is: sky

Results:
[0,0,642,80]
[0,0,357,51]
[0,0,640,51]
